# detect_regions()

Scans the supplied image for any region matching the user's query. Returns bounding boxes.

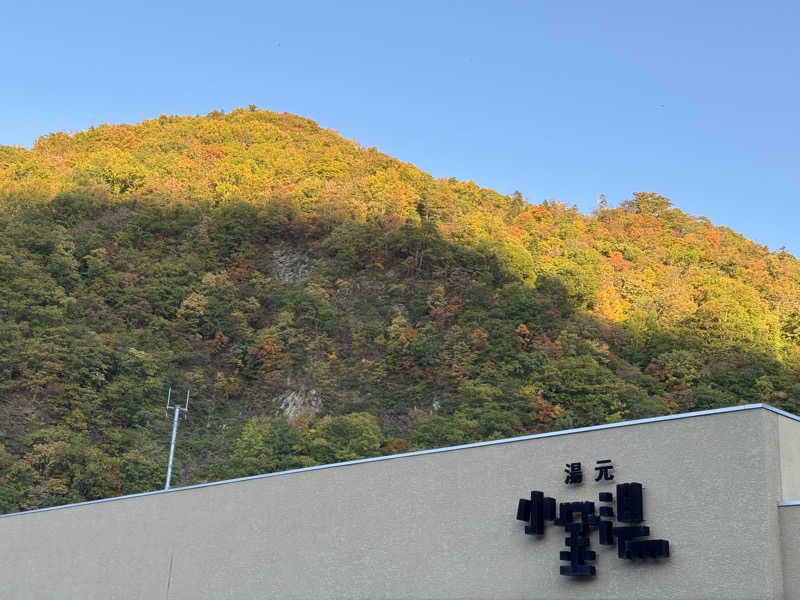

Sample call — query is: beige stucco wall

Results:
[779,504,800,600]
[779,416,800,501]
[0,407,791,600]
[778,415,800,600]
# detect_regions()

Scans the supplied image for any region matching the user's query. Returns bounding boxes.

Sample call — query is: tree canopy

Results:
[1,108,799,513]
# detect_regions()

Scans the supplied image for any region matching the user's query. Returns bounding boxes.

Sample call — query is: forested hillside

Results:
[1,107,799,513]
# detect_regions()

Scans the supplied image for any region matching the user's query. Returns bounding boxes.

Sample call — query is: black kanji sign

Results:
[594,459,614,481]
[563,459,616,484]
[516,482,670,577]
[564,462,583,484]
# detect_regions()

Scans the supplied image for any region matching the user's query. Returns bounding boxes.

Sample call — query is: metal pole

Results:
[165,405,181,490]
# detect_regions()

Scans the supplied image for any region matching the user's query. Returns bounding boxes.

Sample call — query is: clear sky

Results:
[2,1,798,254]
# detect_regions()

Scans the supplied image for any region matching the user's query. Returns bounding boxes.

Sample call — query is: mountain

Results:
[1,107,798,513]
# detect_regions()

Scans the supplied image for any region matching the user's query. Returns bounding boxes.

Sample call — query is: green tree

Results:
[301,413,382,464]
[225,417,308,477]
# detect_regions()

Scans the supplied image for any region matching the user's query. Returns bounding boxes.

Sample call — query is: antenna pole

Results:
[164,387,189,490]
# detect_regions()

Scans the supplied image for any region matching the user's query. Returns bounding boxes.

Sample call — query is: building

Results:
[1,403,799,599]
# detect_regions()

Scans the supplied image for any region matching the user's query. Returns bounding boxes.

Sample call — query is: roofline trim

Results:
[2,403,796,519]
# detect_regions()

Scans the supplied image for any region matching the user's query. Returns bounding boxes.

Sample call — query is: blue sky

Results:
[2,1,798,254]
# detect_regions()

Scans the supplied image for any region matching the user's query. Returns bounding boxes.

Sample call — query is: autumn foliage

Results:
[1,108,799,513]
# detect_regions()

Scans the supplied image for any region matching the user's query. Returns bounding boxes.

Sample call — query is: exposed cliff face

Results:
[0,108,799,513]
[277,387,322,420]
[272,244,312,283]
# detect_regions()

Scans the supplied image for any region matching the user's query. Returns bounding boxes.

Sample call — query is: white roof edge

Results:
[1,403,796,519]
[779,501,800,507]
